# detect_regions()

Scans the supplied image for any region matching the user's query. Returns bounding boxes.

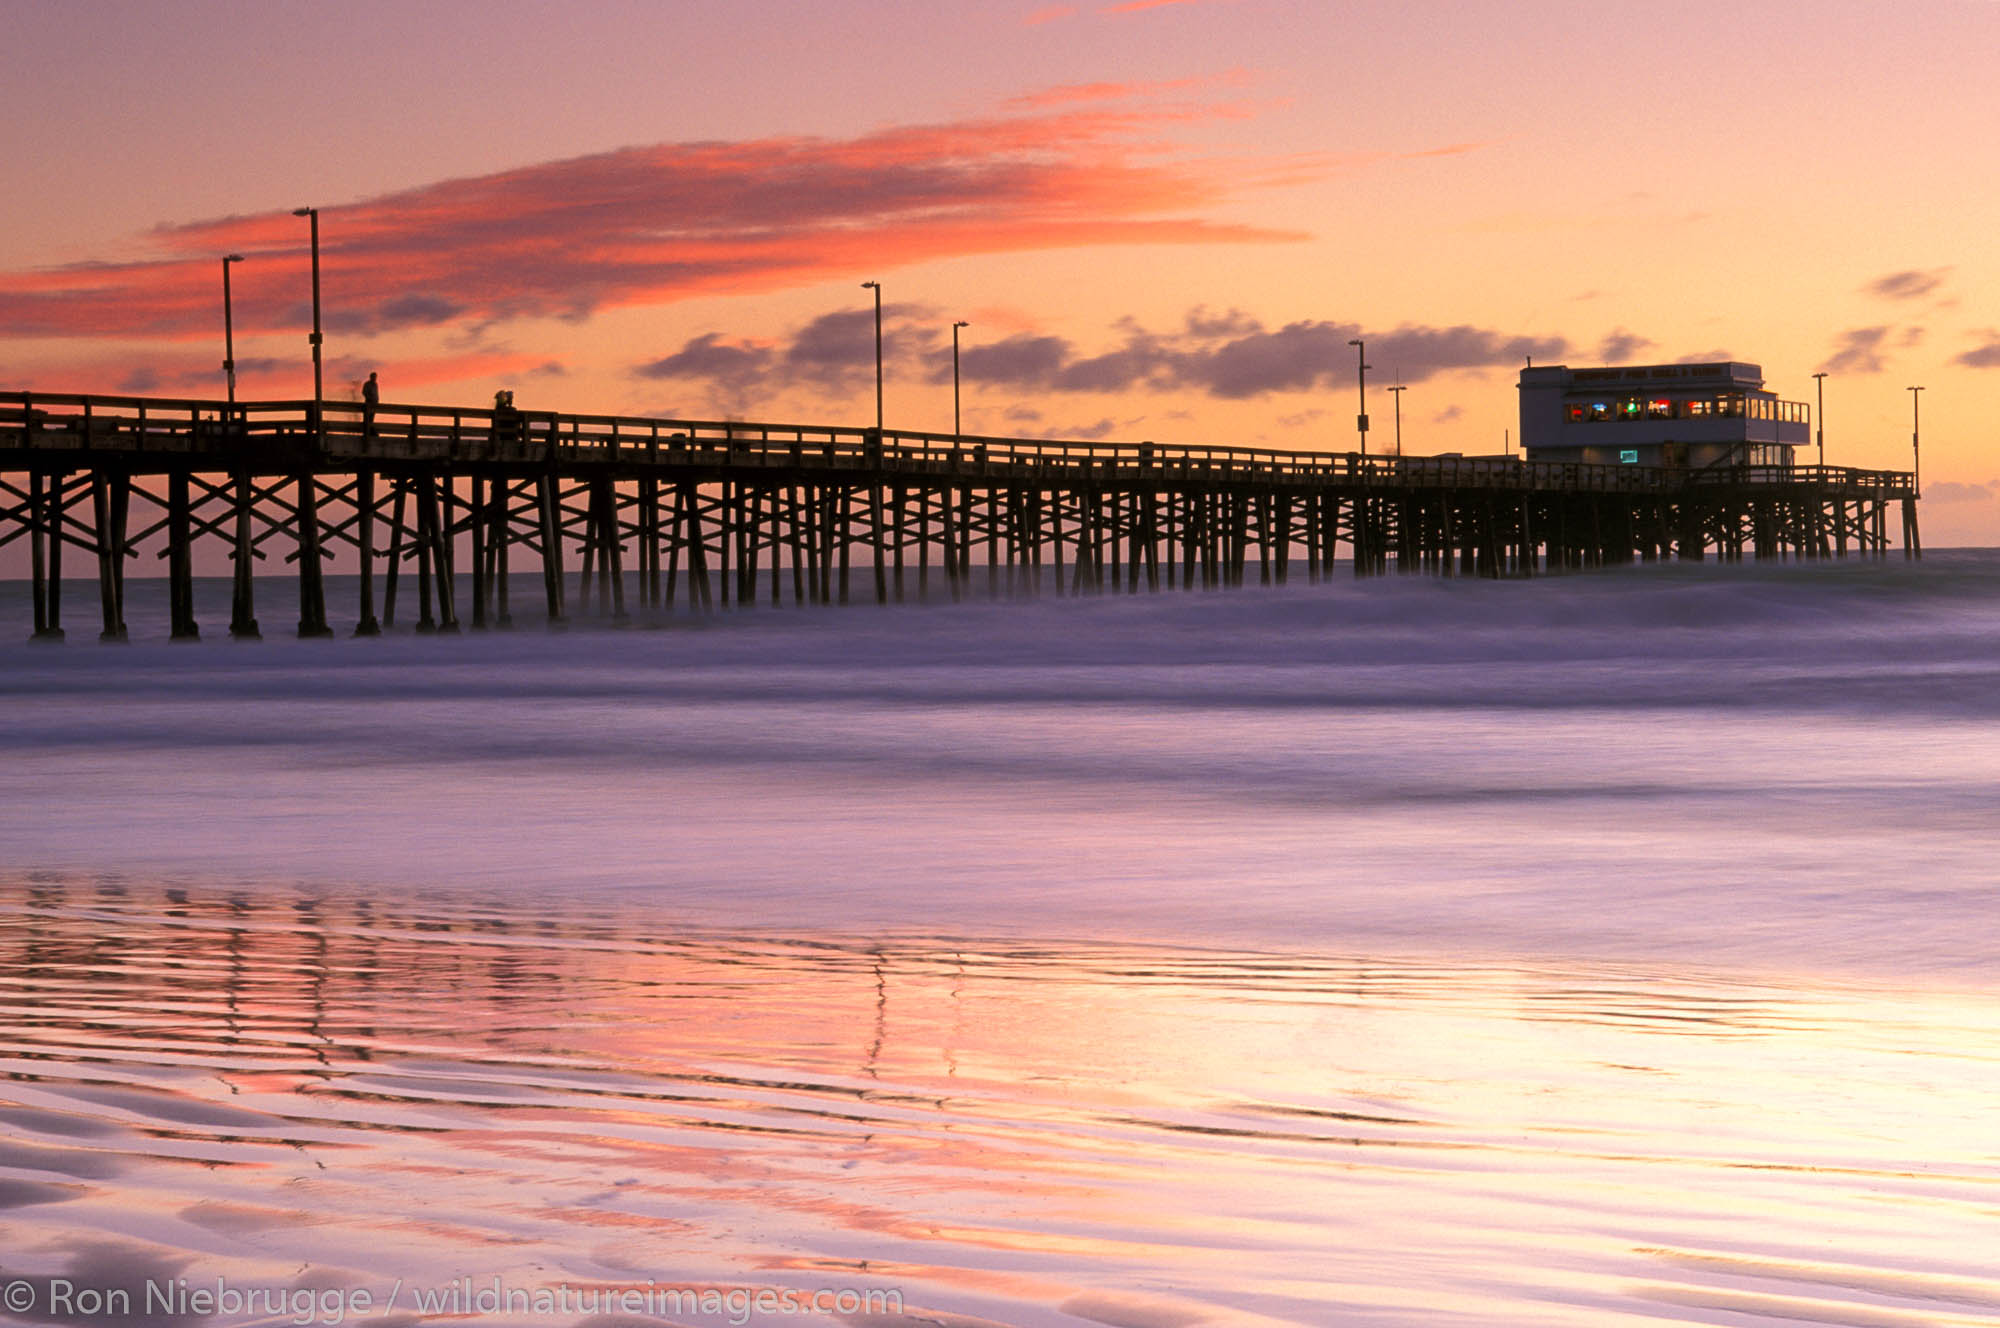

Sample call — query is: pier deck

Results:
[1,390,1919,641]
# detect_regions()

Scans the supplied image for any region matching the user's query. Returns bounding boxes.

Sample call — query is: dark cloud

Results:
[634,332,776,412]
[1057,335,1181,392]
[782,304,939,390]
[1818,326,1890,374]
[636,333,773,386]
[957,334,1075,387]
[1184,304,1262,338]
[1432,404,1465,423]
[1062,417,1118,439]
[1864,268,1950,301]
[978,315,1564,397]
[1594,328,1654,363]
[117,366,160,394]
[1954,334,2000,369]
[322,292,467,336]
[638,307,1568,409]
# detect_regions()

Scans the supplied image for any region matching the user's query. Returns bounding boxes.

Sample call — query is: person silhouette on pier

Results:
[362,371,380,431]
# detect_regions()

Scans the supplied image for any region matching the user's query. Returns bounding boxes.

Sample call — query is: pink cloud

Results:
[1023,4,1078,22]
[1003,69,1253,110]
[0,102,1307,348]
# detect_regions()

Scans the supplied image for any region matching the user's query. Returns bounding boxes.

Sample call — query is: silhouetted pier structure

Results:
[1,390,1919,641]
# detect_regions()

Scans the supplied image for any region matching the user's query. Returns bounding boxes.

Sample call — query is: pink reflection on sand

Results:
[4,877,2000,1326]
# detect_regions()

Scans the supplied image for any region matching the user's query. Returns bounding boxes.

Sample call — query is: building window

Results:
[1567,405,1586,422]
[1588,402,1612,421]
[1684,399,1712,418]
[1718,394,1744,417]
[1619,399,1643,419]
[1648,398,1672,418]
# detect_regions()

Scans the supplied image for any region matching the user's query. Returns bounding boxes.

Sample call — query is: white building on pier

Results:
[1518,361,1809,468]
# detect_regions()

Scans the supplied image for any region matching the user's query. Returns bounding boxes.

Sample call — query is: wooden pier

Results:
[0,390,1919,641]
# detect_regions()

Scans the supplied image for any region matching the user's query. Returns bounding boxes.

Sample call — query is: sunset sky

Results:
[5,0,1997,540]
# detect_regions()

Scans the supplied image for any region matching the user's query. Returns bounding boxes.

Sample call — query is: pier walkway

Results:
[0,390,1918,641]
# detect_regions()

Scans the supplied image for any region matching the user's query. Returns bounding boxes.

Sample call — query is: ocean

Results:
[2,554,1998,1327]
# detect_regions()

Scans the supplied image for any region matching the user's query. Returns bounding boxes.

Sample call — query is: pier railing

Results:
[0,390,1914,497]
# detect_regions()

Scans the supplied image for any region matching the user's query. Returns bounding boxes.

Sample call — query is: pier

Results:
[0,389,1919,641]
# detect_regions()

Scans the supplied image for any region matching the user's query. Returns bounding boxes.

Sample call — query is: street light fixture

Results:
[291,208,322,405]
[1909,385,1924,498]
[861,281,883,429]
[1812,371,1827,468]
[1347,338,1370,455]
[220,254,245,405]
[1387,380,1406,458]
[952,320,969,437]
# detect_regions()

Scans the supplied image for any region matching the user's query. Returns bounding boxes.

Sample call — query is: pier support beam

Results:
[92,471,128,642]
[354,469,381,636]
[296,474,333,638]
[29,470,64,642]
[168,469,197,640]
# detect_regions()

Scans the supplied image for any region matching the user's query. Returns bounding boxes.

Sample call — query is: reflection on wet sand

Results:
[3,874,2000,1327]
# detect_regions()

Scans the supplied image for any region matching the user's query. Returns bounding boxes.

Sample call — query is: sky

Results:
[3,0,1996,541]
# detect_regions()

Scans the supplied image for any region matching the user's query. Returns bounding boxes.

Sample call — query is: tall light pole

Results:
[861,280,883,429]
[1387,381,1406,458]
[1909,385,1924,498]
[1347,338,1369,455]
[220,254,245,405]
[952,320,969,437]
[1812,371,1827,468]
[291,208,322,405]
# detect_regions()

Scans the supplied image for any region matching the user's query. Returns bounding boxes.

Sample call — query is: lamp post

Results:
[1387,381,1406,458]
[1347,338,1369,455]
[291,208,322,405]
[220,254,245,405]
[861,281,883,429]
[1908,385,1924,498]
[1812,371,1827,468]
[952,320,969,437]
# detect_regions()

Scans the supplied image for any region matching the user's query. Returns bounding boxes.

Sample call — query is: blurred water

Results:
[2,555,1999,1326]
[4,556,2000,977]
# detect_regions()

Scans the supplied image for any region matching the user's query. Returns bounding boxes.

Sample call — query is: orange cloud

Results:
[1102,0,1218,13]
[1002,69,1253,110]
[0,102,1307,349]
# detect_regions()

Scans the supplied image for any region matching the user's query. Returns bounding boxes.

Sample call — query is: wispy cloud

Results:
[0,100,1310,345]
[1955,334,2000,368]
[1919,480,1996,505]
[1818,326,1891,374]
[1594,329,1655,363]
[1002,69,1252,110]
[1103,0,1223,13]
[1864,268,1951,301]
